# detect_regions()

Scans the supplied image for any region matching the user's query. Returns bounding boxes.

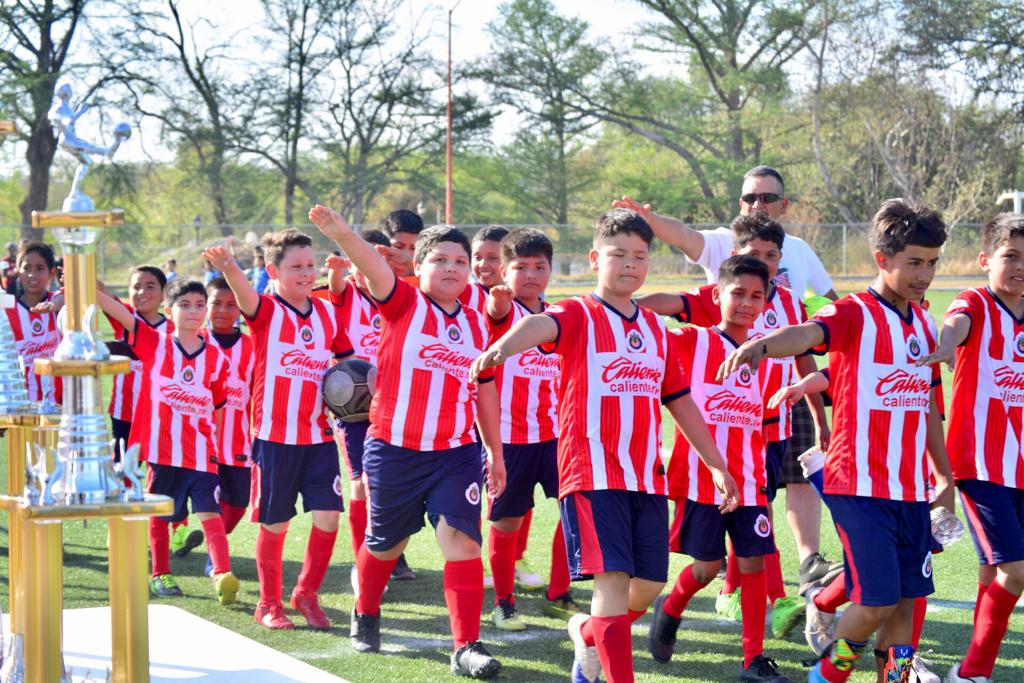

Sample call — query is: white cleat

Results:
[804,587,836,657]
[568,613,602,683]
[945,662,992,683]
[909,652,940,683]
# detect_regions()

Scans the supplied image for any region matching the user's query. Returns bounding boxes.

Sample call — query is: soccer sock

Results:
[444,558,484,650]
[295,525,338,595]
[911,596,927,649]
[347,498,368,556]
[960,580,1018,678]
[149,518,170,577]
[355,546,397,616]
[881,645,914,679]
[546,523,571,601]
[219,502,247,535]
[740,569,767,667]
[255,527,286,605]
[814,573,847,613]
[488,527,518,603]
[580,609,645,647]
[765,551,786,603]
[201,516,231,575]
[819,637,866,682]
[663,564,708,619]
[722,545,740,594]
[516,508,532,561]
[590,615,633,683]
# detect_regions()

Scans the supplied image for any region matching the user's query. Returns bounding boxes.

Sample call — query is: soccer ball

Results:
[321,359,377,422]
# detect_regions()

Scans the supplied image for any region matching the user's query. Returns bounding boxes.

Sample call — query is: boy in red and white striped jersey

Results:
[6,242,60,403]
[98,280,238,606]
[310,205,507,679]
[204,230,354,632]
[720,199,955,683]
[460,226,508,316]
[473,209,738,683]
[920,212,1024,682]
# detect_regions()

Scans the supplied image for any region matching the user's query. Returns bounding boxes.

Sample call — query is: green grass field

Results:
[2,284,1022,682]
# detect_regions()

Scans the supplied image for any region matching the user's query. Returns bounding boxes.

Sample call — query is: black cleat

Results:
[350,608,381,653]
[451,641,501,679]
[739,655,792,682]
[798,552,844,595]
[648,594,682,663]
[171,529,204,558]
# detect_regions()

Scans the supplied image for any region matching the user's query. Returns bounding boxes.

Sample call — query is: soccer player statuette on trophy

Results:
[0,83,172,683]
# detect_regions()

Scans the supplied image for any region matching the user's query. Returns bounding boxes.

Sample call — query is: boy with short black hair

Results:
[719,199,954,683]
[384,208,424,275]
[8,241,60,403]
[204,228,354,631]
[310,206,507,679]
[648,254,792,682]
[98,279,238,605]
[458,226,510,316]
[473,208,738,683]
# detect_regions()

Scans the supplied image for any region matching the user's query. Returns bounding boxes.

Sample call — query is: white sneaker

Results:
[804,587,836,656]
[910,653,940,683]
[515,559,545,591]
[568,613,601,683]
[945,662,992,683]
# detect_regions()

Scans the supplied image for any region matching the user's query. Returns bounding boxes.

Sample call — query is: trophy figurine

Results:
[48,83,131,212]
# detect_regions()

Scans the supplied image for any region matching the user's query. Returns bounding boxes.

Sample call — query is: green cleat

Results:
[170,526,204,558]
[542,592,581,620]
[213,572,240,606]
[150,573,183,597]
[770,596,805,638]
[715,590,742,622]
[491,598,526,631]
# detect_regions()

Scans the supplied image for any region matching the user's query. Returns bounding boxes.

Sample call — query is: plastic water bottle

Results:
[930,507,965,546]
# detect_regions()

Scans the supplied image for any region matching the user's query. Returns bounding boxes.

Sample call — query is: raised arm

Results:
[97,289,136,332]
[916,313,970,370]
[203,246,259,318]
[635,292,685,317]
[470,314,558,382]
[325,254,350,298]
[612,196,705,261]
[717,321,825,381]
[309,205,395,301]
[665,394,739,512]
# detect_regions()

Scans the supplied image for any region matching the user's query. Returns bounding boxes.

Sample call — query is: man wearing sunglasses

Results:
[613,165,842,604]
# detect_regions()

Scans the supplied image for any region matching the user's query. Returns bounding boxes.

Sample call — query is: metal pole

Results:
[842,223,848,277]
[445,7,455,224]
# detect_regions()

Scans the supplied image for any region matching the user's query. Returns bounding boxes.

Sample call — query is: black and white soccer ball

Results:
[321,359,377,422]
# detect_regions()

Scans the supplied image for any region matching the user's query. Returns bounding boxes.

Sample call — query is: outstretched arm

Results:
[97,290,135,332]
[718,322,824,381]
[612,196,705,261]
[309,205,395,301]
[636,292,685,317]
[916,313,970,370]
[325,254,350,297]
[204,245,259,318]
[665,394,739,512]
[470,314,558,382]
[486,285,514,322]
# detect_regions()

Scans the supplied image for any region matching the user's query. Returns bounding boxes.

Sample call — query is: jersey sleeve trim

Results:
[662,387,690,405]
[370,275,399,306]
[674,294,692,324]
[242,296,263,322]
[539,313,561,354]
[810,320,830,355]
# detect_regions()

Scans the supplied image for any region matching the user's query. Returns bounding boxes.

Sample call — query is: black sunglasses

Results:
[740,192,783,204]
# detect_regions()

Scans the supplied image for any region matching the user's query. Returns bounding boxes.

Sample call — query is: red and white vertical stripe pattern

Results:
[751,284,806,441]
[108,306,172,421]
[813,291,938,501]
[6,295,60,402]
[458,282,488,316]
[369,279,490,451]
[667,326,767,506]
[206,331,255,466]
[334,278,381,362]
[946,287,1024,487]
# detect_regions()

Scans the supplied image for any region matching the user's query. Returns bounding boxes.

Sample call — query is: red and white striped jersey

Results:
[811,290,940,501]
[205,329,255,467]
[245,294,353,445]
[369,278,493,451]
[945,287,1024,487]
[6,294,60,403]
[458,282,489,316]
[542,295,686,497]
[108,302,172,422]
[331,278,381,362]
[488,299,559,444]
[126,323,227,473]
[667,326,768,506]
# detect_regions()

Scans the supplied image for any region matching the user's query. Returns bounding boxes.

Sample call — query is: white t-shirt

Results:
[688,227,834,298]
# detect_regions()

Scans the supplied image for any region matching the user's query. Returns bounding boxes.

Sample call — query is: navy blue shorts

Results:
[669,499,776,561]
[959,479,1024,566]
[362,438,484,552]
[828,494,934,606]
[251,439,343,525]
[337,419,369,480]
[560,490,669,583]
[111,417,131,463]
[765,440,786,503]
[147,463,220,523]
[488,440,558,521]
[217,463,251,509]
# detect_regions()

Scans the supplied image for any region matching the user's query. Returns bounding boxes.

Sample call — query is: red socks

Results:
[355,546,398,615]
[961,580,1018,678]
[219,502,247,535]
[516,508,532,561]
[740,570,767,667]
[348,498,368,556]
[256,526,286,605]
[590,615,634,683]
[546,523,571,601]
[444,558,484,649]
[201,516,231,576]
[149,518,170,577]
[488,527,518,603]
[814,573,847,612]
[723,546,740,594]
[765,551,785,603]
[296,525,337,595]
[580,610,644,646]
[663,565,708,619]
[911,596,927,649]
